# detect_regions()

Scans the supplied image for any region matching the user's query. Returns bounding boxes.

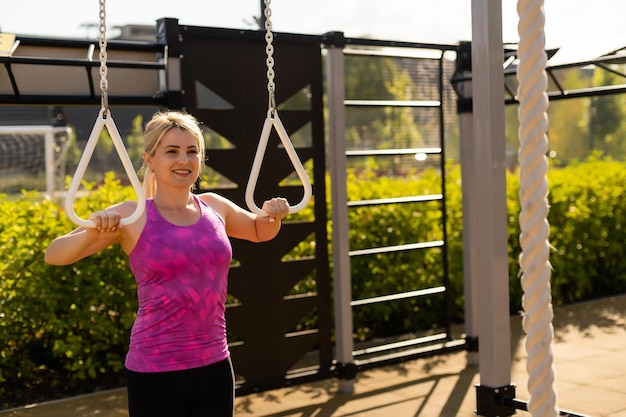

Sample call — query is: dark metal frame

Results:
[156,20,333,394]
[325,35,466,375]
[451,41,626,110]
[0,36,166,105]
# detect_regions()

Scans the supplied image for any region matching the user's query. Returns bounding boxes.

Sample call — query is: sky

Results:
[2,0,626,64]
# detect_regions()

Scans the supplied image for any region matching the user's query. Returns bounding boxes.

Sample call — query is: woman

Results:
[45,111,290,417]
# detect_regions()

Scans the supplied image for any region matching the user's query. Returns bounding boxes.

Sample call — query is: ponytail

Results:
[143,166,157,198]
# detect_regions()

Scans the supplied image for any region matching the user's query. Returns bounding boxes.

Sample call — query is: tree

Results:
[589,69,626,158]
[126,115,145,171]
[545,69,591,164]
[343,53,427,174]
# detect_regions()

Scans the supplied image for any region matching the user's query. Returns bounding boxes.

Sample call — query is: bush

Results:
[0,173,138,408]
[346,165,451,340]
[544,157,626,303]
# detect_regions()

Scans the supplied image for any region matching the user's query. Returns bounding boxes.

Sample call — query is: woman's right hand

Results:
[46,202,139,265]
[88,210,122,232]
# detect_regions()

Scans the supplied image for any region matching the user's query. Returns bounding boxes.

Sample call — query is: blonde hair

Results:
[142,111,205,198]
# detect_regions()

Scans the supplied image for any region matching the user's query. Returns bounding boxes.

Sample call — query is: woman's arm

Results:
[45,202,133,265]
[45,225,122,265]
[199,193,289,242]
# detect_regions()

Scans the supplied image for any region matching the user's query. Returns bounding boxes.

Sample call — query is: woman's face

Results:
[145,127,202,190]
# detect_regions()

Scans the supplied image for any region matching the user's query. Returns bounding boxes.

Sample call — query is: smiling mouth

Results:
[173,169,192,175]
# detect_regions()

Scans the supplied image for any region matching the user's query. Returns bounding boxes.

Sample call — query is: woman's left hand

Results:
[262,197,290,222]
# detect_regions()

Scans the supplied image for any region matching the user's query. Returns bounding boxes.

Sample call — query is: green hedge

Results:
[525,157,626,303]
[0,173,138,407]
[2,160,626,407]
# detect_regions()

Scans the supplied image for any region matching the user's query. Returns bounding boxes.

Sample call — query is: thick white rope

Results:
[516,1,558,416]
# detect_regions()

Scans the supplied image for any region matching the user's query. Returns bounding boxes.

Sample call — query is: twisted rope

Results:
[516,1,558,416]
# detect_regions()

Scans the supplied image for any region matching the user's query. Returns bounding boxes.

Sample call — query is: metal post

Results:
[44,129,55,199]
[453,41,480,367]
[325,32,355,395]
[156,18,183,109]
[470,1,515,415]
[259,0,267,30]
[459,110,480,366]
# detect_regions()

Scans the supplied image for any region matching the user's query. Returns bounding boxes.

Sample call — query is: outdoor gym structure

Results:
[3,1,626,416]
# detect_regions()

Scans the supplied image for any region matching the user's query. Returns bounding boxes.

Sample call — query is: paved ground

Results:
[2,294,626,417]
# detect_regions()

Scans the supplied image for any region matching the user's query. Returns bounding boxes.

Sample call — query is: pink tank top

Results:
[126,195,232,372]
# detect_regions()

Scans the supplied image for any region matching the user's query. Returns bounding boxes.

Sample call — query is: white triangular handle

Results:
[245,110,312,216]
[65,108,146,228]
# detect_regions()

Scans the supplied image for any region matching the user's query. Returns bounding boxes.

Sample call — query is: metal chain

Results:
[263,0,276,113]
[98,0,109,112]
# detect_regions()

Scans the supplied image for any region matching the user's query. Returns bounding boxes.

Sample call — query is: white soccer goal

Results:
[0,126,72,198]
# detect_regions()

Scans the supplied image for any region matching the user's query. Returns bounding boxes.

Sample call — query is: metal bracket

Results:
[335,362,358,381]
[475,383,516,417]
[465,335,479,352]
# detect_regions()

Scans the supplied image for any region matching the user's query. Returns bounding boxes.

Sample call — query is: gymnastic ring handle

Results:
[245,110,312,217]
[65,108,146,228]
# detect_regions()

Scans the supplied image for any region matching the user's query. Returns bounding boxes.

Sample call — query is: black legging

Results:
[125,357,235,417]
